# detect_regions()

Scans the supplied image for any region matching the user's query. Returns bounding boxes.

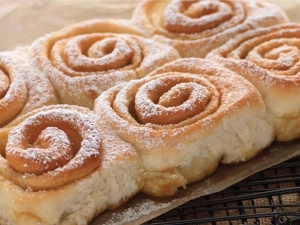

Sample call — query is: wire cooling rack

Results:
[145,157,300,225]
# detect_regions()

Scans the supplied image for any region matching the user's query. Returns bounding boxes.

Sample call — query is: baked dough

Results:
[131,0,288,58]
[0,105,144,225]
[94,58,275,197]
[0,50,58,127]
[206,23,300,142]
[29,19,181,109]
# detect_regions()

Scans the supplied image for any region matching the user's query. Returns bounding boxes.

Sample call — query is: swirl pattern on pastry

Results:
[0,50,58,127]
[131,0,288,58]
[206,23,300,141]
[29,19,181,109]
[0,105,102,191]
[0,104,144,224]
[94,58,275,196]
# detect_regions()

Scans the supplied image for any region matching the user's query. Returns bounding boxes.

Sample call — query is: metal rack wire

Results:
[146,157,300,225]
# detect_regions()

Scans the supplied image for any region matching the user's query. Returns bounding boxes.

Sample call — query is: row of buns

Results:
[0,0,299,224]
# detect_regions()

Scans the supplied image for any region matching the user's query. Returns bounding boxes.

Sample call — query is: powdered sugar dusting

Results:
[163,0,243,34]
[29,22,180,109]
[100,123,140,169]
[5,107,102,190]
[17,127,73,174]
[102,199,171,225]
[0,51,29,126]
[211,25,300,83]
[0,69,9,98]
[134,75,211,125]
[0,50,58,126]
[132,0,287,57]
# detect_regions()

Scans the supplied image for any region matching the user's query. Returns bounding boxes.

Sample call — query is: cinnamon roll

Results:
[29,19,181,109]
[131,0,288,58]
[94,58,275,197]
[0,105,143,225]
[0,50,58,127]
[206,23,300,142]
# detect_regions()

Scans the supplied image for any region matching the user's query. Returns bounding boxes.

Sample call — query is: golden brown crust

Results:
[131,0,288,58]
[29,19,181,109]
[0,50,58,127]
[206,23,300,141]
[94,58,275,197]
[4,108,101,191]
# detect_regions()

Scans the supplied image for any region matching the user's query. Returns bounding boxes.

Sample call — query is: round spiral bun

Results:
[206,23,300,142]
[0,104,144,224]
[1,105,102,191]
[94,58,275,196]
[131,0,288,58]
[29,19,181,109]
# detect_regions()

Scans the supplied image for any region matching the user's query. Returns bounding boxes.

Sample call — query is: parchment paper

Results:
[1,1,300,224]
[1,0,300,51]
